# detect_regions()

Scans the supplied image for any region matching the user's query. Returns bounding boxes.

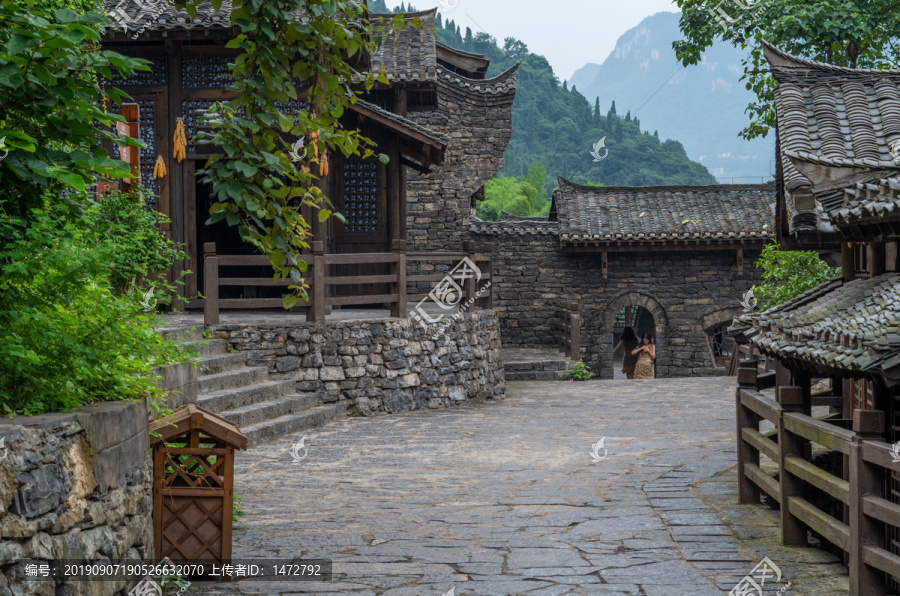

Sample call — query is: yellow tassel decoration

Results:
[319,151,329,177]
[173,117,187,162]
[153,155,167,179]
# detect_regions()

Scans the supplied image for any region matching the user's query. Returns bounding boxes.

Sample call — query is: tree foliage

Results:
[0,0,145,217]
[752,240,840,309]
[175,0,411,307]
[672,0,900,140]
[476,162,551,220]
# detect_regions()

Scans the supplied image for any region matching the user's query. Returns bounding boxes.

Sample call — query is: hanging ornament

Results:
[319,150,329,177]
[173,117,187,162]
[153,155,167,179]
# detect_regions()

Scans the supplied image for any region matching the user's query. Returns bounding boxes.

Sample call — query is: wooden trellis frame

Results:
[149,404,247,566]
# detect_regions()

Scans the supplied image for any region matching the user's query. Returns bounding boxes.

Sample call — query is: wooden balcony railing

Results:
[201,240,493,325]
[735,368,900,593]
[559,302,581,359]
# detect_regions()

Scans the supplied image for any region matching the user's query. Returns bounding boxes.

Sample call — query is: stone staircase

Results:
[160,326,346,445]
[502,347,573,381]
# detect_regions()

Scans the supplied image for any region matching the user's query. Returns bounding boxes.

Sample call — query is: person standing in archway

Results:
[631,333,656,379]
[613,326,640,379]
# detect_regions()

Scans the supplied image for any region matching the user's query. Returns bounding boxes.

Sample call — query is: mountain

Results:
[368,2,717,198]
[568,11,775,184]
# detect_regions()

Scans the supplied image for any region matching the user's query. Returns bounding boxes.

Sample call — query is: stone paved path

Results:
[196,378,845,595]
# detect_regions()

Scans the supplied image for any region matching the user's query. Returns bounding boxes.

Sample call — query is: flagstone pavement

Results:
[194,378,848,596]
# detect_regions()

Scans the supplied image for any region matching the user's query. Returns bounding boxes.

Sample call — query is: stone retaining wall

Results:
[472,230,764,378]
[211,311,505,415]
[0,401,153,595]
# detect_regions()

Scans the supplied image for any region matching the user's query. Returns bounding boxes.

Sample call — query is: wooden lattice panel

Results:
[343,161,379,233]
[159,495,225,562]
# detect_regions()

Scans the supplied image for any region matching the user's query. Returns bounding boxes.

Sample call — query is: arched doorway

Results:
[613,306,656,379]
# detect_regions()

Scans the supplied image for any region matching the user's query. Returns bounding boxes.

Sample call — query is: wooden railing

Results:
[202,240,493,325]
[736,363,900,593]
[559,302,581,359]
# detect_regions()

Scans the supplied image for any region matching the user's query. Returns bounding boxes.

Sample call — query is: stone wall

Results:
[211,310,505,415]
[473,230,764,378]
[406,68,516,252]
[0,401,153,595]
[155,361,198,410]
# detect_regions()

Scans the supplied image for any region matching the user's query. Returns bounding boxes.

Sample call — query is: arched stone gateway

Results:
[584,292,670,380]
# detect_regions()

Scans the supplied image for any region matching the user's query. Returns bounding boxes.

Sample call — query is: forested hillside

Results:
[369,2,716,218]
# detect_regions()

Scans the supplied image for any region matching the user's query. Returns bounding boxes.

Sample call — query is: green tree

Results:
[752,241,841,309]
[673,0,900,140]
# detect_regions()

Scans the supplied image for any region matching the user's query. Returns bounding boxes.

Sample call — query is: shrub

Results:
[566,361,595,381]
[0,194,192,415]
[752,240,841,309]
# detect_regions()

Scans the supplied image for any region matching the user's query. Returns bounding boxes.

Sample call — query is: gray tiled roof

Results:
[370,10,437,84]
[437,63,519,95]
[104,0,233,31]
[552,178,775,244]
[833,176,900,224]
[730,274,900,384]
[469,214,559,236]
[763,42,900,232]
[352,99,449,147]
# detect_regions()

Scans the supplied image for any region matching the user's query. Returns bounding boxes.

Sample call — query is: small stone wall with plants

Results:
[211,311,505,414]
[0,401,153,595]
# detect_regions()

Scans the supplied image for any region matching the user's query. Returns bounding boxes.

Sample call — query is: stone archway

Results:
[584,292,670,379]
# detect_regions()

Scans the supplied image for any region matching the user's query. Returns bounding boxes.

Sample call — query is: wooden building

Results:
[730,43,900,593]
[99,4,503,307]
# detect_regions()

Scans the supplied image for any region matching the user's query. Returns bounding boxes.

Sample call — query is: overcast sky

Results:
[396,0,681,81]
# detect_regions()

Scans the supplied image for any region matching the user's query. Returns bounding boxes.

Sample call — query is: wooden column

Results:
[387,137,401,248]
[777,386,808,546]
[735,387,761,504]
[391,239,406,319]
[849,410,887,595]
[203,243,219,326]
[842,242,855,281]
[307,241,325,322]
[601,250,608,281]
[737,247,744,277]
[871,242,886,277]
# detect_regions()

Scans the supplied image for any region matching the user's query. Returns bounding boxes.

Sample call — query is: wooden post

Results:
[871,242,886,277]
[203,243,219,326]
[463,241,476,313]
[601,250,608,281]
[737,359,759,388]
[842,242,855,281]
[118,103,141,195]
[391,239,406,318]
[735,388,761,504]
[307,241,325,322]
[850,410,887,596]
[777,386,808,546]
[737,247,744,277]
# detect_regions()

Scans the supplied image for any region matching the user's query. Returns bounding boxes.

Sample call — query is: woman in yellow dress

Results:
[631,333,656,379]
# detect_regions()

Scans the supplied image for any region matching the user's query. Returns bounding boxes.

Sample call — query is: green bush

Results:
[566,361,595,381]
[752,240,841,310]
[0,194,192,416]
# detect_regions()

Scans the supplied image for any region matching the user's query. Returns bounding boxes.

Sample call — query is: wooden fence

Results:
[736,361,900,594]
[202,240,493,325]
[559,302,581,359]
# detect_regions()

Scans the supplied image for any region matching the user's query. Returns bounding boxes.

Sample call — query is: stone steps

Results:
[240,402,348,445]
[218,393,319,429]
[158,323,350,445]
[503,356,572,381]
[197,379,296,413]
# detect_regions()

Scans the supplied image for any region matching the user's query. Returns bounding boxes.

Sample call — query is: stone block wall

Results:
[154,361,198,410]
[212,310,505,415]
[406,70,516,252]
[0,401,153,595]
[473,230,764,378]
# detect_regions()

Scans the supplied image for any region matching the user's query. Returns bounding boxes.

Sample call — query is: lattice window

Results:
[708,323,735,367]
[110,98,159,209]
[182,55,234,88]
[343,161,379,233]
[106,57,167,86]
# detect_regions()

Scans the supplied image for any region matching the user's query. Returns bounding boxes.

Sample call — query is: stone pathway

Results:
[194,378,846,595]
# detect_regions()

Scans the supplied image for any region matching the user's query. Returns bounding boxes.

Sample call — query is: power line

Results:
[632,62,686,118]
